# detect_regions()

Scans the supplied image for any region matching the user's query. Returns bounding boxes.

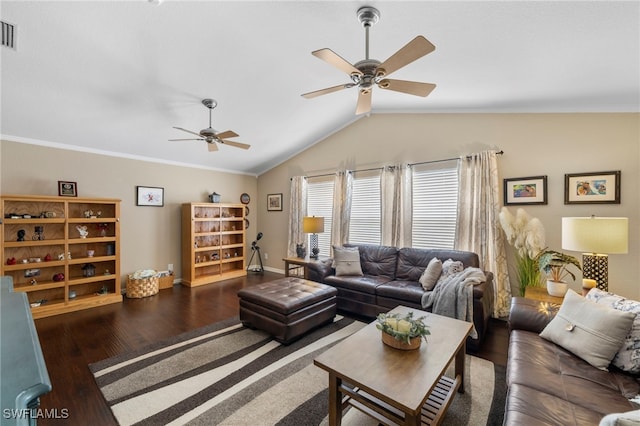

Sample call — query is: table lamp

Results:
[562,216,628,291]
[303,216,325,258]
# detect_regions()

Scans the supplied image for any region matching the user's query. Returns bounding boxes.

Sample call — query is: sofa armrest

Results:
[306,258,334,283]
[508,296,558,334]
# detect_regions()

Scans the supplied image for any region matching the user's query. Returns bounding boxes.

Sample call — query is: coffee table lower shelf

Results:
[343,374,461,426]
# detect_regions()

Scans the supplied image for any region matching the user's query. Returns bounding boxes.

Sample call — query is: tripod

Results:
[247,232,264,273]
[247,244,264,272]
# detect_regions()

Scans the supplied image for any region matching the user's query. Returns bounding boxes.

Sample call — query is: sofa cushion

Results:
[540,290,635,370]
[587,288,640,375]
[375,280,425,305]
[346,244,398,279]
[419,257,442,290]
[332,246,363,276]
[324,275,391,295]
[507,329,639,421]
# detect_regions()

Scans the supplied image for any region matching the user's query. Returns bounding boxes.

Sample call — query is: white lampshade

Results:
[562,217,628,254]
[303,216,325,234]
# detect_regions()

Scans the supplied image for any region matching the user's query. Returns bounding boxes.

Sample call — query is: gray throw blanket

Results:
[421,267,486,339]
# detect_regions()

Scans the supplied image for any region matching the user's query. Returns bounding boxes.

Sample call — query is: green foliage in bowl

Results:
[376,311,430,344]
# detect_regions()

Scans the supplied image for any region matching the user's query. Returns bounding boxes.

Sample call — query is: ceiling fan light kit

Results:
[302,6,436,115]
[169,99,250,152]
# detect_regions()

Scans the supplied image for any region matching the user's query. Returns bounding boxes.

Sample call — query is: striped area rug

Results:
[89,316,505,426]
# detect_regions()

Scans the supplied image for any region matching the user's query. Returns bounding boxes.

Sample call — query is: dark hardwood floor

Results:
[33,271,508,425]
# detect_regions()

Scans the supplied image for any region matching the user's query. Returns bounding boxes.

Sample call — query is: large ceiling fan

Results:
[302,6,436,115]
[170,99,250,151]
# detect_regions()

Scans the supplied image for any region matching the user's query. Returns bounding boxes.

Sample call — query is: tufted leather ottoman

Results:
[237,277,337,344]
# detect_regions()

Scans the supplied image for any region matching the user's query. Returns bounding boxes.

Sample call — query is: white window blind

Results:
[411,161,459,249]
[348,171,381,245]
[307,177,334,257]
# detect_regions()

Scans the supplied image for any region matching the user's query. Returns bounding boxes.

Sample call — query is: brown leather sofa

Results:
[506,297,640,424]
[307,244,494,352]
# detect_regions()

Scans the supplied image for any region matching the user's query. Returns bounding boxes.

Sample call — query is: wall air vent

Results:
[2,21,16,50]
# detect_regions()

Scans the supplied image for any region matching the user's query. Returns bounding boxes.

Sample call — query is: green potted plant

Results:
[376,311,430,350]
[537,249,582,297]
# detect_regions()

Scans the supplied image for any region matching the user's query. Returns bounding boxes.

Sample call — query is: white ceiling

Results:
[2,1,639,176]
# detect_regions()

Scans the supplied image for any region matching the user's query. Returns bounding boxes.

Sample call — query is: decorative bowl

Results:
[381,331,422,350]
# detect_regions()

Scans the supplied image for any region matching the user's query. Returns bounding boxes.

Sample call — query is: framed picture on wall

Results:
[58,181,78,197]
[267,193,282,211]
[136,186,164,207]
[565,170,621,204]
[503,175,547,205]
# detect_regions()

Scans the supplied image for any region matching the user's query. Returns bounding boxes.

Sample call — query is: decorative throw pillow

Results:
[419,257,442,291]
[587,288,640,374]
[332,246,363,277]
[540,290,635,370]
[439,259,464,279]
[599,409,640,426]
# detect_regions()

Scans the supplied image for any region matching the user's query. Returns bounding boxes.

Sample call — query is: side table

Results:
[282,256,330,280]
[524,286,565,305]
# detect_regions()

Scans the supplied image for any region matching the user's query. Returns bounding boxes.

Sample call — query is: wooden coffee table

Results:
[314,306,472,425]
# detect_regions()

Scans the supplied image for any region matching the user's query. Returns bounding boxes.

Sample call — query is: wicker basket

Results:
[381,331,422,350]
[126,275,159,298]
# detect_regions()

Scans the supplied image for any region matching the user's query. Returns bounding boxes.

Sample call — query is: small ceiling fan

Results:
[170,99,250,151]
[302,6,436,115]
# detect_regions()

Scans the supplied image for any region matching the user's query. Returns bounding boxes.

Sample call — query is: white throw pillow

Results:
[587,288,640,374]
[540,290,635,370]
[599,410,640,426]
[419,257,442,291]
[332,246,363,277]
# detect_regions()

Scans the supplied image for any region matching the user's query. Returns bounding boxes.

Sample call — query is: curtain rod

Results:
[293,150,504,180]
[409,150,504,167]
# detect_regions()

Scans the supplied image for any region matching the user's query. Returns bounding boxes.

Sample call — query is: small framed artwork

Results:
[565,170,621,204]
[503,175,547,205]
[267,193,283,211]
[58,181,78,197]
[136,186,164,207]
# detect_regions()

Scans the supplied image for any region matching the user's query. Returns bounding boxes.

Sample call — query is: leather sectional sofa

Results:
[307,243,494,352]
[506,297,639,424]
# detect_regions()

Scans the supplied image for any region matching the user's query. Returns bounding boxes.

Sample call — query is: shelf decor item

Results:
[376,311,430,350]
[136,186,164,207]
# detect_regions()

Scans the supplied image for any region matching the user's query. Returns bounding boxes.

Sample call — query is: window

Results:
[411,161,459,249]
[307,177,333,257]
[348,171,381,245]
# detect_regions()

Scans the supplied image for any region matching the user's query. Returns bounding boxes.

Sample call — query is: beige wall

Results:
[257,113,640,300]
[1,140,257,286]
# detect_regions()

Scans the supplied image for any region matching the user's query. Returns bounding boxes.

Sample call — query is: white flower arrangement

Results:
[499,207,546,296]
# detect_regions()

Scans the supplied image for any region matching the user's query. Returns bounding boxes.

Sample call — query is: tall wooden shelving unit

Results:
[181,202,246,287]
[1,195,122,319]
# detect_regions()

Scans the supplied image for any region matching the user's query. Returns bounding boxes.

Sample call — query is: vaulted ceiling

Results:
[2,1,638,175]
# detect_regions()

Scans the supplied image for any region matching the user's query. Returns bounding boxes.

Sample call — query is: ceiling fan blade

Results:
[219,139,251,150]
[173,126,202,138]
[378,79,436,97]
[169,138,203,141]
[376,36,435,78]
[355,89,372,115]
[302,83,354,99]
[215,130,239,139]
[312,48,362,76]
[207,142,219,152]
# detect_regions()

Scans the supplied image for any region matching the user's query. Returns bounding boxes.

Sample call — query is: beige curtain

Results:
[331,171,352,252]
[381,164,412,247]
[456,151,511,318]
[287,176,307,258]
